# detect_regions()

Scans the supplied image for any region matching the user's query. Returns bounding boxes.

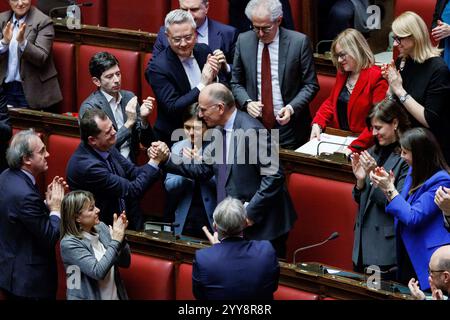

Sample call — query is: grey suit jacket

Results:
[60,222,130,300]
[79,89,154,163]
[352,145,409,267]
[0,6,62,109]
[164,110,297,241]
[231,27,319,149]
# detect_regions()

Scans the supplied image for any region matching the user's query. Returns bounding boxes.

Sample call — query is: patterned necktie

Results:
[261,44,276,129]
[216,129,227,204]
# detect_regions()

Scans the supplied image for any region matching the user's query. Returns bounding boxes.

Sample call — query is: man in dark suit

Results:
[66,108,166,230]
[152,0,238,74]
[153,83,297,258]
[193,197,279,300]
[0,129,65,299]
[146,9,222,146]
[0,89,11,173]
[79,51,154,163]
[0,2,62,109]
[228,0,294,33]
[230,0,319,150]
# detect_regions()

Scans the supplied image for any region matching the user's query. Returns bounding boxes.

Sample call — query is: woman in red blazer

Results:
[311,28,388,153]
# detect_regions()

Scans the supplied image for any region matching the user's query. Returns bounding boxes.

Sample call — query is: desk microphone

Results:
[316,141,350,157]
[292,231,339,266]
[49,2,94,19]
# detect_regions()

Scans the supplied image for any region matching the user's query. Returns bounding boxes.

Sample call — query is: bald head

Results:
[198,83,236,127]
[431,245,450,271]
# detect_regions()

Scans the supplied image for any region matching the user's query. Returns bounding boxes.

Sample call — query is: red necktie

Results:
[261,44,276,129]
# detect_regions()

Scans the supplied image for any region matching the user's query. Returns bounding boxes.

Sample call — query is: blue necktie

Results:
[216,129,227,203]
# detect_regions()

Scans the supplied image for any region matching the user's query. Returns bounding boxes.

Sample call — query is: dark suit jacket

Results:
[312,66,388,152]
[387,169,450,290]
[0,169,60,299]
[79,90,154,163]
[228,0,294,33]
[231,27,319,149]
[66,142,160,229]
[0,93,11,173]
[151,18,239,68]
[192,237,279,300]
[352,145,408,267]
[146,43,222,144]
[432,0,449,28]
[165,110,297,241]
[0,6,62,109]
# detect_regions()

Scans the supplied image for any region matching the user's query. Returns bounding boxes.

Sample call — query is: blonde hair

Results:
[60,190,95,239]
[392,11,441,63]
[331,28,374,73]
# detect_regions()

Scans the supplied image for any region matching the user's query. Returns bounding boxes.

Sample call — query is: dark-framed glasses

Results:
[333,51,348,60]
[428,267,447,276]
[171,33,194,45]
[252,24,275,34]
[393,35,410,44]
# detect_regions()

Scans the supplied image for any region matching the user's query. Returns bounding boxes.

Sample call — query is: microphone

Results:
[292,232,339,266]
[144,221,180,236]
[48,2,93,19]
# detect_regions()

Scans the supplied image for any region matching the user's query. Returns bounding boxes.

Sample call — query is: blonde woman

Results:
[311,28,388,154]
[382,11,450,164]
[60,190,130,300]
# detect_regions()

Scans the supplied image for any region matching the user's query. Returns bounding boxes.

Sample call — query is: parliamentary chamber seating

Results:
[6,0,436,300]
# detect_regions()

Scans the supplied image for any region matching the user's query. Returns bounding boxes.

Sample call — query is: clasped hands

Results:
[147,141,170,165]
[2,21,26,46]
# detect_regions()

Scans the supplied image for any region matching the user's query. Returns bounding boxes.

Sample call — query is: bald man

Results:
[408,245,450,300]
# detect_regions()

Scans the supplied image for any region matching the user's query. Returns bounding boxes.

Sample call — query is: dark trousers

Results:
[270,232,289,260]
[3,81,28,108]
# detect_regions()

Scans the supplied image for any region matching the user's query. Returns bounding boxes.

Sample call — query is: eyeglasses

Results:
[170,33,195,45]
[333,51,348,60]
[393,35,410,44]
[252,24,275,34]
[428,267,447,275]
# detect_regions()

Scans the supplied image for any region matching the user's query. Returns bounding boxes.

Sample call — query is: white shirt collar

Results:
[223,108,237,131]
[100,89,122,106]
[258,28,280,47]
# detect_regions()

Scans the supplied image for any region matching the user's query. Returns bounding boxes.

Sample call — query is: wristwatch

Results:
[399,93,410,104]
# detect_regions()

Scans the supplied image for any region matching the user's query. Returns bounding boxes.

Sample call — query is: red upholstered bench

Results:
[274,285,319,300]
[309,74,335,118]
[53,42,76,113]
[77,45,140,110]
[45,134,80,186]
[176,263,195,300]
[286,173,357,270]
[394,0,435,28]
[107,0,170,33]
[141,53,157,126]
[120,253,175,300]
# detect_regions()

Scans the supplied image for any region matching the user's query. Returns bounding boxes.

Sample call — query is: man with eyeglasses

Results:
[146,9,228,146]
[151,0,238,75]
[230,0,319,150]
[408,245,450,300]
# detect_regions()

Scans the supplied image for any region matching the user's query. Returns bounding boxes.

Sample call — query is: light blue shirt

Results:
[196,18,209,45]
[179,54,202,90]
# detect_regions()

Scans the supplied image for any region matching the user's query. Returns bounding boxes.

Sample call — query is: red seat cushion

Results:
[120,254,175,300]
[52,42,76,113]
[141,53,157,126]
[274,285,319,300]
[286,173,357,270]
[310,74,335,118]
[77,45,140,110]
[394,0,435,29]
[81,0,106,26]
[176,263,195,300]
[46,134,80,186]
[107,0,170,33]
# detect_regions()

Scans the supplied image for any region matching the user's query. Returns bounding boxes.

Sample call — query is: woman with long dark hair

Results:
[370,128,450,289]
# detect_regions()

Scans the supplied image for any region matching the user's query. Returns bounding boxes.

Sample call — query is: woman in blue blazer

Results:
[60,190,130,300]
[370,128,450,290]
[164,103,216,239]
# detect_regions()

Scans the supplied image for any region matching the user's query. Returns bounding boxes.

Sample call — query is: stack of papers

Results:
[295,133,357,156]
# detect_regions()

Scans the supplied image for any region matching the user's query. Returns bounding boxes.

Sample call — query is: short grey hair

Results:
[213,197,247,238]
[245,0,283,22]
[6,129,38,169]
[164,9,196,31]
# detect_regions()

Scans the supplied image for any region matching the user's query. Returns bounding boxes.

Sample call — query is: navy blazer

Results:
[79,90,154,163]
[387,168,450,290]
[165,110,297,241]
[0,93,11,173]
[192,237,279,300]
[151,18,239,68]
[0,169,60,299]
[147,43,226,144]
[66,142,160,229]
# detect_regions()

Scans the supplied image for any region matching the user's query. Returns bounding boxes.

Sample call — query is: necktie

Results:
[113,103,124,129]
[106,154,126,214]
[216,129,227,204]
[261,44,276,129]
